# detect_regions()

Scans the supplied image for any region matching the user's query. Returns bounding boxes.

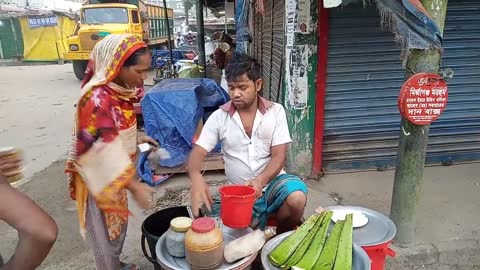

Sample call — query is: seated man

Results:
[187,52,307,234]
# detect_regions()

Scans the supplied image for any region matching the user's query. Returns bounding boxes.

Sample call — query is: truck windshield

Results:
[83,8,129,24]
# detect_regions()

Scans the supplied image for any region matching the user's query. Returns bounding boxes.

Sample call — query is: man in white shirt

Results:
[174,32,184,48]
[188,52,308,234]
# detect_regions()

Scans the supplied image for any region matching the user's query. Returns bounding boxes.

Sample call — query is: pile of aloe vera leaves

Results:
[268,211,353,270]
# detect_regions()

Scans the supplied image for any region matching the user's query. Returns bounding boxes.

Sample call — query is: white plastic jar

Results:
[165,217,193,257]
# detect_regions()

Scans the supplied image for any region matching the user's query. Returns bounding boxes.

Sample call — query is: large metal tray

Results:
[156,226,257,270]
[261,231,371,270]
[326,205,397,247]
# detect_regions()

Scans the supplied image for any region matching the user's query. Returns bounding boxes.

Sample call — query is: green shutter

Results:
[0,18,23,59]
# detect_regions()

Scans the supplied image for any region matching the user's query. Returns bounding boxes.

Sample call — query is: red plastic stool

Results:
[265,217,304,228]
[266,217,278,227]
[362,241,396,270]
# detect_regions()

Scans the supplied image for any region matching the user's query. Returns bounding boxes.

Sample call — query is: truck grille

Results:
[79,32,104,51]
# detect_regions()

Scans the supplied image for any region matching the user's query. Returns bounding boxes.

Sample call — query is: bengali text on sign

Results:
[398,73,448,125]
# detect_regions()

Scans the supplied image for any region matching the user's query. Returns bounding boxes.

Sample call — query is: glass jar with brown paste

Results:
[185,217,224,270]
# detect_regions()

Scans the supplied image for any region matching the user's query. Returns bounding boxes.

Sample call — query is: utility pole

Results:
[224,0,228,33]
[390,0,449,246]
[196,0,206,77]
[163,0,174,73]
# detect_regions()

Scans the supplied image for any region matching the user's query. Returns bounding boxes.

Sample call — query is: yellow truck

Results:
[64,0,173,79]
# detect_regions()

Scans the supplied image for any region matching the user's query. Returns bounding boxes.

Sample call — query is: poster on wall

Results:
[286,0,295,46]
[285,0,310,46]
[28,15,58,29]
[286,45,309,109]
[294,0,310,33]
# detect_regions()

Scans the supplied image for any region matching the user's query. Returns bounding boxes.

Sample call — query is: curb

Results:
[386,239,480,269]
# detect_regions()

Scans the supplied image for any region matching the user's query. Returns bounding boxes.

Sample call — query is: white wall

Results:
[1,0,28,7]
[0,0,81,11]
[51,0,82,12]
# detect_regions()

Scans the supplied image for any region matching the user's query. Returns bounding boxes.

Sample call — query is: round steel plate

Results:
[156,226,256,270]
[326,205,397,246]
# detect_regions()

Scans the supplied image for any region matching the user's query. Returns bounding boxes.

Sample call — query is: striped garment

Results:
[251,174,308,229]
[86,194,127,270]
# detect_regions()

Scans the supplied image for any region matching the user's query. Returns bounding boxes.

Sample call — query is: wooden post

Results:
[390,0,449,245]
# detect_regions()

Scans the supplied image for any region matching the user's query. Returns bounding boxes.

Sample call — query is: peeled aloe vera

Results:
[268,214,321,266]
[314,219,345,270]
[333,214,353,270]
[293,211,333,270]
[280,213,326,269]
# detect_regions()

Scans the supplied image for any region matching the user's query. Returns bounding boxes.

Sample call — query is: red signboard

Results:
[398,73,448,125]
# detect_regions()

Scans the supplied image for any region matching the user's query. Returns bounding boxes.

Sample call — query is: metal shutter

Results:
[323,0,480,172]
[251,1,263,61]
[250,0,285,103]
[268,0,285,103]
[260,0,273,99]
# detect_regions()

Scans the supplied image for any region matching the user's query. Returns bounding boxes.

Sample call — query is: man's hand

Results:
[191,174,213,217]
[187,145,211,217]
[128,181,156,210]
[137,133,159,147]
[245,178,264,199]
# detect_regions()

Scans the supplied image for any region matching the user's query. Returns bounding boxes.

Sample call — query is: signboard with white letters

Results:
[28,16,58,29]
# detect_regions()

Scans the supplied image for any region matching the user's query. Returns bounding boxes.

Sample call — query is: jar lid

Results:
[170,217,193,232]
[191,217,215,233]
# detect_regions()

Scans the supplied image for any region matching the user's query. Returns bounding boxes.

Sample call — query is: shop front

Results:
[249,0,480,177]
[318,0,480,173]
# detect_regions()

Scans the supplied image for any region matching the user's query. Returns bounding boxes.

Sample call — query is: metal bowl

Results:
[156,226,257,270]
[261,231,371,270]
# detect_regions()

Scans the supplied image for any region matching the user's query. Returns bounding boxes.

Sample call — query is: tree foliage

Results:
[183,0,195,10]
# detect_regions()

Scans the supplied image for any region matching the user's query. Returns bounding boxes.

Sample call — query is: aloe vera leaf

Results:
[333,214,353,270]
[280,213,326,269]
[268,214,321,266]
[314,219,345,270]
[294,211,333,270]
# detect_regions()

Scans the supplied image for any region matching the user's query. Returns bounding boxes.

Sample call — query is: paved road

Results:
[0,64,80,185]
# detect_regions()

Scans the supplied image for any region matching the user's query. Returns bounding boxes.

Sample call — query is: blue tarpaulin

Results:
[235,0,250,53]
[137,78,229,185]
[374,0,443,51]
[150,49,194,68]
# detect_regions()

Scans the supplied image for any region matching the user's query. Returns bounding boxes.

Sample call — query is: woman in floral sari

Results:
[65,34,157,270]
